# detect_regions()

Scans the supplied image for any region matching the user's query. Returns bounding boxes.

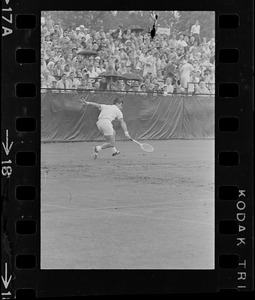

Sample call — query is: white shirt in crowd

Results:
[191,24,200,35]
[98,105,123,122]
[165,84,174,93]
[177,40,188,48]
[87,67,99,78]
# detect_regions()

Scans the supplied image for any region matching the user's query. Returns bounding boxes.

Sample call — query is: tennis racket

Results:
[130,138,154,152]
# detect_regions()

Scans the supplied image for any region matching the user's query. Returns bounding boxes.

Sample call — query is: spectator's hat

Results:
[95,56,100,60]
[125,40,131,44]
[140,83,146,88]
[135,65,141,70]
[80,25,85,29]
[47,61,54,68]
[76,27,81,31]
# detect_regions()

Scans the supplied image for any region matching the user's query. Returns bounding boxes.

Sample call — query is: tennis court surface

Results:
[41,139,214,269]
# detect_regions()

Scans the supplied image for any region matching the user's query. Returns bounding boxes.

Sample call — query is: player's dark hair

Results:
[113,98,123,105]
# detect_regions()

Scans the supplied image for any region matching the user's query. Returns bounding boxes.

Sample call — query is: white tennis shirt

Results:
[98,104,123,122]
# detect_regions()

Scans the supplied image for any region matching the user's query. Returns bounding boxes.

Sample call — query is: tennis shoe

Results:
[93,146,98,160]
[112,150,120,157]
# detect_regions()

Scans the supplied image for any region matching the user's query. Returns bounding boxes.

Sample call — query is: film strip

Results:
[1,0,253,298]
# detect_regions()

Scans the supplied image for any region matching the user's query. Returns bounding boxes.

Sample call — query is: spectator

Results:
[129,81,141,93]
[194,70,202,83]
[73,27,83,40]
[107,81,117,91]
[87,64,98,78]
[134,64,143,77]
[117,81,126,94]
[153,82,161,95]
[140,83,147,95]
[68,71,81,89]
[53,60,65,78]
[125,61,133,73]
[86,81,94,90]
[41,58,48,74]
[97,61,106,74]
[117,61,127,75]
[63,64,71,76]
[187,71,198,95]
[177,34,188,49]
[164,77,174,93]
[195,80,210,95]
[164,59,176,80]
[190,20,201,45]
[94,81,101,90]
[41,75,48,92]
[151,76,159,87]
[99,77,108,90]
[189,35,196,46]
[169,34,179,50]
[56,73,72,90]
[202,43,211,61]
[156,69,164,82]
[77,78,88,90]
[75,67,83,78]
[42,69,56,88]
[180,59,194,91]
[208,37,215,49]
[51,79,59,93]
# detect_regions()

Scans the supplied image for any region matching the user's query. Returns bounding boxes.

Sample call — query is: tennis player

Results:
[80,97,131,159]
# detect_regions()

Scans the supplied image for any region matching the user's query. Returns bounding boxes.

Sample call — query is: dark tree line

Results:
[43,11,215,39]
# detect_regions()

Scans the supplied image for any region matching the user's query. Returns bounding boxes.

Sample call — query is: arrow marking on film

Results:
[1,263,12,289]
[2,130,13,156]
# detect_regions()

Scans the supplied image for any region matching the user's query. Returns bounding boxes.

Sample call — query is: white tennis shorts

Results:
[96,119,115,136]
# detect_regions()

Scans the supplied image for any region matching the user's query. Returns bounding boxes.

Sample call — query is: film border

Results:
[1,0,253,297]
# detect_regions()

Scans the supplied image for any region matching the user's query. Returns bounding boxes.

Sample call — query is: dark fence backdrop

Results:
[41,92,214,142]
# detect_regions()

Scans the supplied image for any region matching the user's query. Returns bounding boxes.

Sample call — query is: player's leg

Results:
[93,135,119,158]
[94,121,119,159]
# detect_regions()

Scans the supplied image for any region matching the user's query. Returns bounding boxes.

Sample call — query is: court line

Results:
[41,203,214,226]
[42,201,172,211]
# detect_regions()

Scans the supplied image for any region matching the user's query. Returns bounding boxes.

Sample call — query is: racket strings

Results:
[141,143,154,152]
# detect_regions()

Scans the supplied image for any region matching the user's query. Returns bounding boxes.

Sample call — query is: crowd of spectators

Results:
[41,14,215,96]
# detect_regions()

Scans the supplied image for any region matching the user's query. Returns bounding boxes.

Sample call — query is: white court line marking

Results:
[41,203,213,226]
[42,201,173,211]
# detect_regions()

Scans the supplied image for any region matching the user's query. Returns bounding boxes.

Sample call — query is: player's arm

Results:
[119,118,131,139]
[86,101,101,109]
[79,99,101,109]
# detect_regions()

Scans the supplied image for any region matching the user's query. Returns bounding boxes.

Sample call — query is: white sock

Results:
[111,147,117,153]
[96,146,102,151]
